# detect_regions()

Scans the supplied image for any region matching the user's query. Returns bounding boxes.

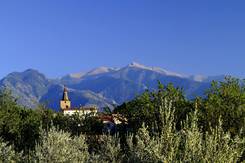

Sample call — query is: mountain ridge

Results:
[0,62,226,111]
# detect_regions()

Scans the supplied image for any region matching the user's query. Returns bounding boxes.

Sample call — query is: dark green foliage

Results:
[0,89,105,158]
[115,78,245,137]
[203,77,245,136]
[114,82,193,134]
[35,104,55,130]
[52,113,104,136]
[0,89,41,153]
[0,77,244,162]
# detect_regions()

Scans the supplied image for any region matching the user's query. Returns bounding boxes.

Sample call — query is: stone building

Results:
[60,86,98,116]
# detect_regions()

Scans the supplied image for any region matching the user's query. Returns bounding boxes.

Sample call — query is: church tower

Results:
[60,86,71,110]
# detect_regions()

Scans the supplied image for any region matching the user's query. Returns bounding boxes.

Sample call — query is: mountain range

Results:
[0,62,225,111]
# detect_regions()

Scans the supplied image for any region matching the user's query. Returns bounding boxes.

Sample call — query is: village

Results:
[60,86,127,131]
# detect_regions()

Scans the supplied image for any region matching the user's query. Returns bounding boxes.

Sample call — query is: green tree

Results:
[0,89,41,153]
[114,82,192,134]
[204,77,245,136]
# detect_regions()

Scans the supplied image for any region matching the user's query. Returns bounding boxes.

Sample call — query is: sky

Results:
[0,0,245,78]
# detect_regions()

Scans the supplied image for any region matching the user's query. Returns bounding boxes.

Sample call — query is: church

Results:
[60,86,128,130]
[60,86,98,116]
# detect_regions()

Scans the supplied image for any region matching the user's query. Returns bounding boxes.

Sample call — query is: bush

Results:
[126,99,245,162]
[0,138,21,162]
[32,127,89,163]
[90,135,122,163]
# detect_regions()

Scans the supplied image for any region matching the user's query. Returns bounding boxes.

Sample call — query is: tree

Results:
[0,89,41,153]
[114,82,192,134]
[204,77,245,136]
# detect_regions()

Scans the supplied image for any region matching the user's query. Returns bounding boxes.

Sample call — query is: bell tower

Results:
[60,86,71,110]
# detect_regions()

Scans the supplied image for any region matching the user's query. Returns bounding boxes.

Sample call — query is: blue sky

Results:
[0,0,244,78]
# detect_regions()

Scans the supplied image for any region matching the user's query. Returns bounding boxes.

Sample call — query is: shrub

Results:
[32,127,89,163]
[126,99,245,162]
[89,135,122,163]
[0,138,21,162]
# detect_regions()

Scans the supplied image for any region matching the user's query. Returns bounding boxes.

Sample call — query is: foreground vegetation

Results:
[0,77,244,162]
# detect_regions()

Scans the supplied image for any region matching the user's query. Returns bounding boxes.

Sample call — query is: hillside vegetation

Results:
[0,77,244,162]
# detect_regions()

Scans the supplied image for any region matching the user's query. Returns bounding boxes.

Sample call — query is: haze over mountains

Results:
[0,62,225,111]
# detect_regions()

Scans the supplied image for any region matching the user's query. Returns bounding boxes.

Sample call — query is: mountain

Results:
[67,62,208,101]
[0,69,51,108]
[0,62,226,111]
